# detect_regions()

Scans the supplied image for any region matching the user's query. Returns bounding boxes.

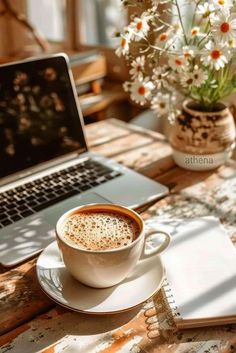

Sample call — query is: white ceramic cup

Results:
[56,204,170,288]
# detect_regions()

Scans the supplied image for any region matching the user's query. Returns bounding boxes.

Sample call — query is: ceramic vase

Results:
[169,100,236,171]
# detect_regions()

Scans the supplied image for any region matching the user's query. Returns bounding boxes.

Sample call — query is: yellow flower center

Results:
[203,10,211,18]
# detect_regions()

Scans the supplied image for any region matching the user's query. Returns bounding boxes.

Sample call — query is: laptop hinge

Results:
[0,150,88,190]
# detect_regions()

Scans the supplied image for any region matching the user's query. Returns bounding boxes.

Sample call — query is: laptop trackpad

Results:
[42,192,111,225]
[69,192,111,206]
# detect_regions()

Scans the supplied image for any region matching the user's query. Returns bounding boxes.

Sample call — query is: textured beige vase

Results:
[170,100,236,171]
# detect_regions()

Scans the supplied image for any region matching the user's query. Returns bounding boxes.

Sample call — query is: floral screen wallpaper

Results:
[0,56,86,179]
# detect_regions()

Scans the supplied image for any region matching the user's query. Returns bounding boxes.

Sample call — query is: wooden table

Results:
[1,119,236,353]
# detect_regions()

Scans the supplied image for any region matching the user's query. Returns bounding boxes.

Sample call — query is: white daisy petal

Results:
[151,67,170,90]
[130,78,154,105]
[210,0,234,13]
[129,14,150,41]
[182,46,196,59]
[211,12,236,45]
[151,92,171,115]
[191,27,200,37]
[181,67,208,89]
[115,35,130,57]
[123,81,131,92]
[201,41,231,70]
[168,55,188,72]
[129,56,145,79]
[197,2,215,18]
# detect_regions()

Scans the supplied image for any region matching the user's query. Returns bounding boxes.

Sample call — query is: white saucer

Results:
[36,241,165,314]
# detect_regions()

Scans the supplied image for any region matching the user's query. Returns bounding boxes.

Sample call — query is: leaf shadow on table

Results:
[0,307,143,353]
[36,306,143,353]
[145,190,236,235]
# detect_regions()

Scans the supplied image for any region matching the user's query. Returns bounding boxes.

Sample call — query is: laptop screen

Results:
[0,55,87,179]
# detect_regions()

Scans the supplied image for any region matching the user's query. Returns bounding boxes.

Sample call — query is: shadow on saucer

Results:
[60,269,117,310]
[121,254,162,284]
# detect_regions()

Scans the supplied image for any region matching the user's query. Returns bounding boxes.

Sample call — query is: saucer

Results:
[36,241,165,314]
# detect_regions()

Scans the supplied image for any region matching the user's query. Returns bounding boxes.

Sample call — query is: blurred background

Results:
[0,0,147,126]
[4,0,233,135]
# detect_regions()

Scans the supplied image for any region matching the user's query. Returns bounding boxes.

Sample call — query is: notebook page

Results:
[159,217,236,322]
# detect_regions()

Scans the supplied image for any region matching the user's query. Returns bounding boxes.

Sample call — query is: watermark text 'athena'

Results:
[185,156,214,166]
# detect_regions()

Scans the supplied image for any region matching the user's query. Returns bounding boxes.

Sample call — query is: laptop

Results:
[0,53,168,266]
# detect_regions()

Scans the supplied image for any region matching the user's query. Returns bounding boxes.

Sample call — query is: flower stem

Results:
[191,0,201,28]
[174,0,188,45]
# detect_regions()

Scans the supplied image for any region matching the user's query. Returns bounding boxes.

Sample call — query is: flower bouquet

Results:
[116,0,236,170]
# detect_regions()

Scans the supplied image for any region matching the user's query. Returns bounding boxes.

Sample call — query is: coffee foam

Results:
[62,211,140,251]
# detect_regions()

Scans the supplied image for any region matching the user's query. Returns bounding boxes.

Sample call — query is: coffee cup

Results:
[56,203,170,288]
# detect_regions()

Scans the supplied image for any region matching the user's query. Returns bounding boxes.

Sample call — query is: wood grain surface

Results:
[1,119,236,353]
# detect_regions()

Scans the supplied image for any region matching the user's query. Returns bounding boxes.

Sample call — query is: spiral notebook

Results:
[147,217,236,329]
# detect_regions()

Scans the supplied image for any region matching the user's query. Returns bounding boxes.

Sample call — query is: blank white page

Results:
[160,217,236,321]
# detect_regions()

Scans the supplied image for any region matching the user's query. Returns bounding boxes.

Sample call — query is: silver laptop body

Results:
[0,54,168,266]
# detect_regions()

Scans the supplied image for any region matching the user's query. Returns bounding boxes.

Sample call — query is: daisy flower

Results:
[197,2,215,18]
[211,12,236,44]
[129,14,150,41]
[115,34,130,57]
[151,92,171,115]
[210,0,234,12]
[152,67,169,90]
[181,67,208,89]
[129,56,145,80]
[191,68,208,87]
[123,81,132,92]
[155,29,174,49]
[160,24,183,51]
[201,41,231,70]
[145,7,159,24]
[130,78,154,105]
[191,27,200,37]
[182,46,195,60]
[168,55,188,72]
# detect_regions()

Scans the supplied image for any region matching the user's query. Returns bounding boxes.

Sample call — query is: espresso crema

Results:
[62,210,140,251]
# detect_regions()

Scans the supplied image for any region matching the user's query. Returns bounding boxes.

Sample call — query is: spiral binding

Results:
[144,278,181,338]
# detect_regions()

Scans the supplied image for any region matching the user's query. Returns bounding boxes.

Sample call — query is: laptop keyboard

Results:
[0,159,122,228]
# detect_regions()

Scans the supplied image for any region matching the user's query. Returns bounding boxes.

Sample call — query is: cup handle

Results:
[142,229,171,258]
